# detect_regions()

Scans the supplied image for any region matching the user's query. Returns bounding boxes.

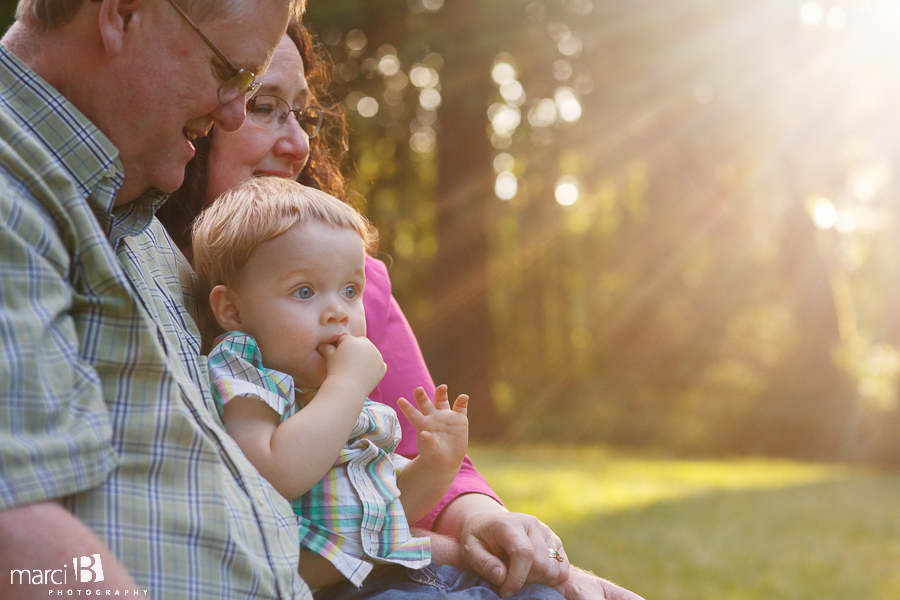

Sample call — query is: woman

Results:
[157,18,642,600]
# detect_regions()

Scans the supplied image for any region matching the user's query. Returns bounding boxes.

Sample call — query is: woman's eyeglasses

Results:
[247,96,324,138]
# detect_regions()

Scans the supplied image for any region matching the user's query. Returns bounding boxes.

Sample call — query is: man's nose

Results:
[211,95,248,133]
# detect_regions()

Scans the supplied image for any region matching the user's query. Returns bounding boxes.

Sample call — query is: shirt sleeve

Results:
[363,255,503,529]
[0,188,116,510]
[207,333,295,419]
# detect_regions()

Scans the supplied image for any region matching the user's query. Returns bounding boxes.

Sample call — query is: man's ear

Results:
[97,0,142,56]
[209,285,243,332]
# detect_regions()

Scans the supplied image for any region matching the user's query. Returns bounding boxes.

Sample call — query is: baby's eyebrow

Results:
[279,268,312,283]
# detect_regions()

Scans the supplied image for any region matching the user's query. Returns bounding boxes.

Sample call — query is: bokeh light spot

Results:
[553,59,573,82]
[558,33,583,56]
[378,54,401,76]
[419,88,442,110]
[525,2,546,22]
[495,172,518,200]
[493,152,515,174]
[346,29,367,51]
[555,177,580,206]
[357,96,379,117]
[812,197,837,229]
[800,2,823,25]
[492,62,518,86]
[410,127,437,154]
[529,98,558,127]
[501,80,526,105]
[410,65,440,89]
[424,53,444,70]
[386,71,409,91]
[554,88,582,122]
[490,104,522,136]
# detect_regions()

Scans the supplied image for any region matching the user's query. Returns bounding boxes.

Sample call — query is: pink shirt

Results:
[363,255,503,529]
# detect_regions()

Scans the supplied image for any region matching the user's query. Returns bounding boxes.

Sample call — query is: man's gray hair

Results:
[16,0,305,32]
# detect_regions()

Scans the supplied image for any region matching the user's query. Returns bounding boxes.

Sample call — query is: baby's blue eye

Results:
[343,285,358,300]
[293,285,314,300]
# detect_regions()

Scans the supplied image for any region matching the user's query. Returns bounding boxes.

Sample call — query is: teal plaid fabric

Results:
[209,332,431,587]
[209,332,296,417]
[0,47,309,599]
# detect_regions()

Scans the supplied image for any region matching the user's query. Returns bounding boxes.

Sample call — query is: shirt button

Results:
[252,489,267,505]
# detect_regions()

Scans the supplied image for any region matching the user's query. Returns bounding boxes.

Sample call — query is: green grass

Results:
[467,445,900,600]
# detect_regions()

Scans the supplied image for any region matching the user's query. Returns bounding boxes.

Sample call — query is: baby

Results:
[191,176,469,589]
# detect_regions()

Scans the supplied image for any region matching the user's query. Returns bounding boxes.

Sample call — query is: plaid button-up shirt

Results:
[209,332,431,587]
[0,47,310,599]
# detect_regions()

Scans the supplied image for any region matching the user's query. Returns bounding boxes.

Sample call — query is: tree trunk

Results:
[426,1,503,438]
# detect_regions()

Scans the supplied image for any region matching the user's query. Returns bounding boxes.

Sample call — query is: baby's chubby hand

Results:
[318,335,386,397]
[398,385,469,473]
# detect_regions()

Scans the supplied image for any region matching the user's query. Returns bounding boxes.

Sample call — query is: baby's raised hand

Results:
[319,335,386,397]
[397,385,469,473]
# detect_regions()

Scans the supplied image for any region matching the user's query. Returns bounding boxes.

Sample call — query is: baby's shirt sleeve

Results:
[207,332,295,419]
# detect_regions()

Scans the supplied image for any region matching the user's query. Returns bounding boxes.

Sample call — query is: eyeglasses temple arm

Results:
[163,0,240,75]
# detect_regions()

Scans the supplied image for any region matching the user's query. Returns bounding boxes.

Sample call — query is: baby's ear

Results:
[209,285,243,332]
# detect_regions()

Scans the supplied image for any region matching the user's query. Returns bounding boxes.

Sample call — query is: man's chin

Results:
[152,170,188,195]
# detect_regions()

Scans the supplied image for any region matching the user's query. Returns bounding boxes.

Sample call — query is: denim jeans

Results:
[313,563,566,600]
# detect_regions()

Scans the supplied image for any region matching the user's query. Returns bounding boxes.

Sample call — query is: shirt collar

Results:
[110,189,169,245]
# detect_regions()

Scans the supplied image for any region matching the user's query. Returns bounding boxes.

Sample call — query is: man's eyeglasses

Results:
[247,96,324,138]
[162,0,260,104]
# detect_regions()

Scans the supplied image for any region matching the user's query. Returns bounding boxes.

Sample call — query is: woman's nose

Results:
[275,118,311,168]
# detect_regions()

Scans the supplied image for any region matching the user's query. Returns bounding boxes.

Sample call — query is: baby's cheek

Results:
[309,356,330,388]
[349,308,367,337]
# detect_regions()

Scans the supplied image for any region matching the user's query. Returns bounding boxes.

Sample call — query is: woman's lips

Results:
[254,170,294,178]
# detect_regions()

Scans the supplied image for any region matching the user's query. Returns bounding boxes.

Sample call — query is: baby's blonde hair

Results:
[192,176,377,303]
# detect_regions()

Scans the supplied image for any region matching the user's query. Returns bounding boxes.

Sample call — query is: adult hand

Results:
[0,501,139,600]
[458,508,569,597]
[431,496,645,600]
[553,566,645,600]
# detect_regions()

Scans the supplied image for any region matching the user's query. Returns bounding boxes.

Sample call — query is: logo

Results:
[9,554,102,586]
[75,554,104,583]
[10,555,147,595]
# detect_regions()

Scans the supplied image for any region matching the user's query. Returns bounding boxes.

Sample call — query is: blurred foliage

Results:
[4,0,900,461]
[0,0,13,32]
[306,0,900,463]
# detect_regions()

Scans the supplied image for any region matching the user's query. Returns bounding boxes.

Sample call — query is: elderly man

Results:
[0,0,308,598]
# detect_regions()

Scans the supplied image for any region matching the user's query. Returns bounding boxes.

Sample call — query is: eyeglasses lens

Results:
[299,107,324,139]
[247,96,324,138]
[219,72,260,104]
